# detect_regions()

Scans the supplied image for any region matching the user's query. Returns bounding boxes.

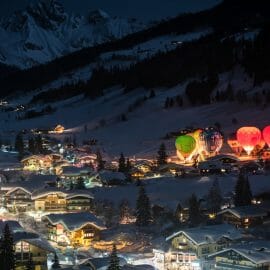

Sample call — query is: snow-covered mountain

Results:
[0,0,145,68]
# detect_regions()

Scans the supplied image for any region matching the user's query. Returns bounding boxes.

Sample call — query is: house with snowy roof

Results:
[208,241,270,270]
[0,174,58,212]
[0,220,54,270]
[166,224,243,258]
[217,205,269,228]
[93,170,127,186]
[32,187,94,212]
[42,212,106,247]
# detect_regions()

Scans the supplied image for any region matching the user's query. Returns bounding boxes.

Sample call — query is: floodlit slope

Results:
[3,70,270,159]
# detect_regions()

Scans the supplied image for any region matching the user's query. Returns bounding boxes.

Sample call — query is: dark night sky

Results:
[0,0,221,20]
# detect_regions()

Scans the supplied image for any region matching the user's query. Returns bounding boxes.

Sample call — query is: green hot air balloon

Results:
[175,135,196,159]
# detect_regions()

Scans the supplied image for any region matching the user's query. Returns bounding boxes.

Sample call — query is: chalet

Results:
[0,220,54,270]
[0,175,59,212]
[32,188,94,212]
[60,166,102,188]
[4,187,32,213]
[217,205,268,228]
[21,154,64,172]
[42,212,106,247]
[76,154,97,167]
[166,224,243,258]
[208,241,270,270]
[93,170,127,186]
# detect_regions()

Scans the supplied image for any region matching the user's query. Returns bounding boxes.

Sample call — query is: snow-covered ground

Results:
[0,3,145,68]
[91,174,270,210]
[3,65,270,159]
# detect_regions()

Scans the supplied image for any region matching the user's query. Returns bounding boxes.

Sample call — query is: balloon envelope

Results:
[236,126,261,155]
[263,126,270,147]
[175,135,196,158]
[193,129,203,143]
[199,128,223,155]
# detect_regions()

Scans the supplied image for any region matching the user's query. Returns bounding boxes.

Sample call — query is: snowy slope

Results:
[0,0,145,68]
[2,66,270,160]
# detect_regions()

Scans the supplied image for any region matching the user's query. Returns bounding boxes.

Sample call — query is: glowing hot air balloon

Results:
[175,135,196,160]
[199,127,223,156]
[236,126,261,155]
[193,129,203,143]
[263,126,270,148]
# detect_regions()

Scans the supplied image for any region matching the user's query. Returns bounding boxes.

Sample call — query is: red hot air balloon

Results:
[236,127,261,155]
[263,126,270,148]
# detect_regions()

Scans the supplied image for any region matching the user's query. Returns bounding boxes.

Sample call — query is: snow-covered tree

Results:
[118,153,126,173]
[206,178,223,214]
[136,186,151,226]
[157,143,167,167]
[0,224,15,270]
[234,173,252,207]
[107,244,120,270]
[188,193,201,227]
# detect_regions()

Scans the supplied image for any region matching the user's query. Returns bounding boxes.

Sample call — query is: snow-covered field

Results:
[91,174,270,210]
[3,66,270,159]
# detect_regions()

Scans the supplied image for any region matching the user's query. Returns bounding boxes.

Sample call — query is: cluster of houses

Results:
[154,203,270,270]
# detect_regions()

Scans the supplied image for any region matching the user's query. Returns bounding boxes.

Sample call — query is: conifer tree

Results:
[136,186,151,226]
[107,244,120,270]
[126,158,132,174]
[0,224,15,270]
[28,137,35,154]
[188,193,201,227]
[157,143,167,167]
[206,178,223,214]
[15,132,24,159]
[234,173,252,207]
[118,153,126,173]
[96,150,105,171]
[119,199,131,224]
[175,202,183,222]
[35,135,43,154]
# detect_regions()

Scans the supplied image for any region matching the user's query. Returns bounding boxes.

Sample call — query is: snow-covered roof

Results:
[1,174,58,194]
[87,256,127,270]
[218,205,268,219]
[207,154,240,162]
[122,265,155,270]
[209,245,270,265]
[0,220,24,233]
[166,224,242,245]
[43,212,106,231]
[23,238,55,253]
[31,187,94,200]
[98,170,126,183]
[61,166,92,176]
[0,220,54,253]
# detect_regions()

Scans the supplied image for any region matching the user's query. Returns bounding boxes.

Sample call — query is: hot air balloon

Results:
[263,126,270,148]
[175,135,196,160]
[193,129,203,143]
[199,127,223,156]
[236,126,261,155]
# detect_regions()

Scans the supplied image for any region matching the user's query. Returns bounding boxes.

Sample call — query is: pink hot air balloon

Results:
[236,127,261,155]
[263,126,270,148]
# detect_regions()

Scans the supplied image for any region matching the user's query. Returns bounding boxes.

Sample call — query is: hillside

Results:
[0,0,270,159]
[0,0,145,68]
